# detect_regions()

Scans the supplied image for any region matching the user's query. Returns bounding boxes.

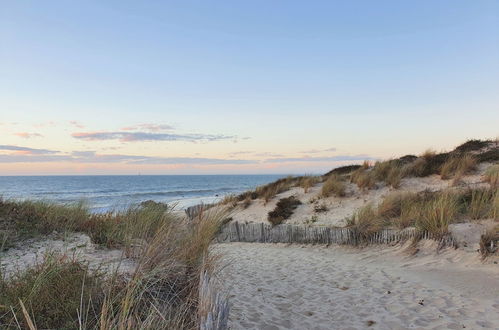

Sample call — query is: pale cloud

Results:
[121,123,174,131]
[14,132,44,139]
[300,147,337,154]
[34,121,57,128]
[69,121,85,128]
[71,131,236,142]
[264,155,373,163]
[0,145,59,155]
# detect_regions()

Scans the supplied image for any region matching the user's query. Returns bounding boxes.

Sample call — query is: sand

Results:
[216,242,499,329]
[0,233,136,278]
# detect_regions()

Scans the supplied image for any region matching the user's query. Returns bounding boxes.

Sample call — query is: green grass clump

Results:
[268,196,302,226]
[415,192,459,237]
[484,164,499,187]
[464,188,496,220]
[321,175,346,197]
[0,255,105,329]
[0,199,89,250]
[347,204,383,239]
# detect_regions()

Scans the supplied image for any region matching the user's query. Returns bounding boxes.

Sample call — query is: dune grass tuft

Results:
[415,192,459,237]
[440,154,477,180]
[347,204,383,239]
[351,168,376,191]
[321,175,346,197]
[298,176,320,193]
[484,164,499,187]
[479,225,499,259]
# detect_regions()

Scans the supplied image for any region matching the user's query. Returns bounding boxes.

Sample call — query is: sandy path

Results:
[216,243,499,330]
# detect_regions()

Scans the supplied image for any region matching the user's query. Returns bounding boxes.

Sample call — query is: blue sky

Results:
[1,1,498,174]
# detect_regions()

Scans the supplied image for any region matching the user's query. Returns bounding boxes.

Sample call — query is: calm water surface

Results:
[0,175,285,212]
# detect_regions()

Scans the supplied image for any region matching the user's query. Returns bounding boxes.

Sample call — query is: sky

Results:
[1,1,498,175]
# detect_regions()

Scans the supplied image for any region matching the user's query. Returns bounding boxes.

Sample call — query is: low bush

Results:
[324,165,362,177]
[268,196,302,226]
[454,139,491,153]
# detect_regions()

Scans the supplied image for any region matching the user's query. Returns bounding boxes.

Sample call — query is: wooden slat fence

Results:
[198,270,230,330]
[216,222,456,247]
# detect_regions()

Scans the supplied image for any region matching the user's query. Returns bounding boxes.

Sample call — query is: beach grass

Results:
[321,175,346,197]
[0,200,226,329]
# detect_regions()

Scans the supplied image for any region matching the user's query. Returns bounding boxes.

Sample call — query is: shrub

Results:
[314,202,328,213]
[324,165,362,177]
[484,165,499,187]
[454,139,491,153]
[268,196,302,226]
[476,149,499,163]
[416,192,459,237]
[321,175,346,197]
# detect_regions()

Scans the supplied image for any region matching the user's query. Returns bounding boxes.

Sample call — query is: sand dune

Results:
[216,242,499,329]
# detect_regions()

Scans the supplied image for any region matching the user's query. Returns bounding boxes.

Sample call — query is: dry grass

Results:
[440,154,477,180]
[268,196,302,226]
[351,168,376,191]
[386,165,403,188]
[0,201,226,329]
[298,176,320,193]
[479,225,499,259]
[242,195,252,209]
[415,192,459,237]
[484,164,499,187]
[321,175,346,197]
[347,204,383,239]
[0,199,90,250]
[465,188,495,220]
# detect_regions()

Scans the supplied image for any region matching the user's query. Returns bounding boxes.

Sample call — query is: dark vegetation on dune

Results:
[268,196,302,226]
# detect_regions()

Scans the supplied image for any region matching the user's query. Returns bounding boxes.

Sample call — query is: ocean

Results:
[0,175,285,212]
